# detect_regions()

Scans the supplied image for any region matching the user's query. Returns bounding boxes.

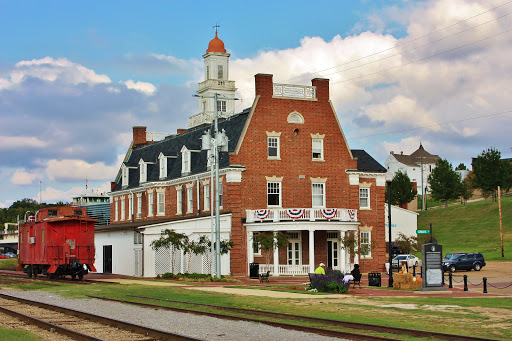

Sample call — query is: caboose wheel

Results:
[78,272,84,280]
[71,274,76,280]
[27,267,33,278]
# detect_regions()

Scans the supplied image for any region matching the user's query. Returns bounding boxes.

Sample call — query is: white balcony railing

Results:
[198,79,236,91]
[188,111,233,128]
[245,208,357,223]
[273,83,316,99]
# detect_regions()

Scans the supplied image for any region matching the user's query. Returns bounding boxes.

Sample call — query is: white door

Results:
[287,232,301,266]
[327,232,340,271]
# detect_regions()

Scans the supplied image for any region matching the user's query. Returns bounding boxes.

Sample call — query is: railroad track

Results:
[0,293,202,341]
[87,294,500,341]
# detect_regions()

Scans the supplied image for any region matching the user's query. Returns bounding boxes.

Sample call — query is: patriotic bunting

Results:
[348,209,356,220]
[320,208,337,220]
[255,209,270,220]
[286,208,305,219]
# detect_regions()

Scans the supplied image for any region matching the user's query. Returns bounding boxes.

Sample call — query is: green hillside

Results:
[417,195,512,261]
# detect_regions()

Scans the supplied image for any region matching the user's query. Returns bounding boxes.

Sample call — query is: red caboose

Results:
[17,206,97,280]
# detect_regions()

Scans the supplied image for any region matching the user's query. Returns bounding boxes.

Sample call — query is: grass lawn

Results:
[0,257,18,269]
[417,195,511,261]
[0,277,511,340]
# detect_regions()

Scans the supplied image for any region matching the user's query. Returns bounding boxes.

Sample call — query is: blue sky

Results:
[1,0,511,207]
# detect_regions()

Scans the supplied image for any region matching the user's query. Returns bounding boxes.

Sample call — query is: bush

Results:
[310,272,349,293]
[160,272,231,282]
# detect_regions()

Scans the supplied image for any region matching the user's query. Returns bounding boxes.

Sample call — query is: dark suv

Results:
[442,253,486,272]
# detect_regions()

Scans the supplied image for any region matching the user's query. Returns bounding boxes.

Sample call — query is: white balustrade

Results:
[273,83,316,99]
[246,208,357,223]
[198,79,236,91]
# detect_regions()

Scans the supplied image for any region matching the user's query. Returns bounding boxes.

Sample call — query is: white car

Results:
[392,254,419,268]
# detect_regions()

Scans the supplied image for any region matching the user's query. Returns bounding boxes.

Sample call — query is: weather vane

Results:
[213,24,220,33]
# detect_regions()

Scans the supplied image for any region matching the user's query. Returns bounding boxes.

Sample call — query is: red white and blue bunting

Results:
[255,209,270,220]
[348,209,356,220]
[320,208,337,220]
[286,208,305,219]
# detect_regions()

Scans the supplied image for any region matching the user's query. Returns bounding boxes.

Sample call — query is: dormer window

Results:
[139,159,147,183]
[158,153,167,179]
[122,164,129,187]
[181,146,191,175]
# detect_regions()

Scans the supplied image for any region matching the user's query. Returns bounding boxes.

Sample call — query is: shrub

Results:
[310,273,349,293]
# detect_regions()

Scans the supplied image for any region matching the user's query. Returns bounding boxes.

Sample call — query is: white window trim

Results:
[176,185,183,215]
[311,183,325,208]
[267,181,282,207]
[181,146,191,175]
[359,187,370,210]
[360,230,372,258]
[311,133,325,161]
[156,189,165,216]
[121,197,125,221]
[128,195,133,219]
[159,153,167,179]
[186,183,194,213]
[139,159,147,183]
[287,111,304,124]
[114,198,119,221]
[147,191,154,217]
[252,232,261,256]
[122,165,129,187]
[204,183,210,211]
[266,131,281,160]
[136,193,142,219]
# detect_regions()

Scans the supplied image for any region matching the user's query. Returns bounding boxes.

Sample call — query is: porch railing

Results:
[259,263,353,276]
[245,208,357,223]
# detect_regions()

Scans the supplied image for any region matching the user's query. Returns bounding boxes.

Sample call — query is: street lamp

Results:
[387,179,393,287]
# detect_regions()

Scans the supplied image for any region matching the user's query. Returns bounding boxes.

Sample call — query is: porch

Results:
[246,213,360,276]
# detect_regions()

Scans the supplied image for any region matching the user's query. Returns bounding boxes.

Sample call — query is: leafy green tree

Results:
[428,159,462,208]
[390,170,418,206]
[394,233,419,254]
[183,235,209,273]
[151,229,189,272]
[455,163,467,171]
[252,231,288,267]
[473,148,512,196]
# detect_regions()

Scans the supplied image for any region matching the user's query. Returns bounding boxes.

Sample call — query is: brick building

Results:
[102,33,387,277]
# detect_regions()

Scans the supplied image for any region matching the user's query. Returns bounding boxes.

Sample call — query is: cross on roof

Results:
[213,24,220,33]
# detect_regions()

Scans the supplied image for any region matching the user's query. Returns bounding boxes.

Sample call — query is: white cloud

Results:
[45,158,121,181]
[10,169,38,185]
[0,136,49,150]
[124,79,156,95]
[1,57,111,90]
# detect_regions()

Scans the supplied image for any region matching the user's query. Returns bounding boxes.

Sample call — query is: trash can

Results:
[249,263,259,279]
[368,272,381,287]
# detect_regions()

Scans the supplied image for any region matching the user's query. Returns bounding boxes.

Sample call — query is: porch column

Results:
[248,231,254,264]
[340,231,346,273]
[354,230,359,266]
[273,232,279,276]
[309,229,315,273]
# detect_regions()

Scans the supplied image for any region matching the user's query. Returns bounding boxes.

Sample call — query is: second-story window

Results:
[148,192,154,217]
[359,188,370,209]
[121,197,125,220]
[267,182,281,207]
[136,194,142,218]
[312,183,325,207]
[268,137,279,158]
[218,65,223,79]
[128,196,133,219]
[176,187,183,215]
[204,184,210,211]
[187,186,193,213]
[157,192,165,216]
[312,139,324,160]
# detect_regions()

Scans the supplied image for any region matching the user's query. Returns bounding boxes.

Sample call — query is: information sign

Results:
[416,230,431,234]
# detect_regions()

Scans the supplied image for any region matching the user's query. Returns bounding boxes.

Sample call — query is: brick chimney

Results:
[132,126,147,147]
[111,181,117,191]
[311,78,329,101]
[177,129,187,135]
[254,73,273,98]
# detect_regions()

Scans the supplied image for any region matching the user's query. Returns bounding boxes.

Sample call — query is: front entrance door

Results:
[327,232,339,270]
[103,245,112,273]
[287,232,301,265]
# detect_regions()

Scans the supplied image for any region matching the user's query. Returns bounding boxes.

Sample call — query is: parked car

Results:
[0,254,8,259]
[4,252,17,258]
[391,245,404,257]
[442,253,486,272]
[444,252,465,260]
[392,254,419,268]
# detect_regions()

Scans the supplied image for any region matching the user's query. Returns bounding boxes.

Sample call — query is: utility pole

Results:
[498,186,504,257]
[197,93,237,278]
[416,157,426,211]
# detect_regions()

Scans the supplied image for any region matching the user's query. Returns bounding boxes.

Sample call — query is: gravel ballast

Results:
[1,290,346,341]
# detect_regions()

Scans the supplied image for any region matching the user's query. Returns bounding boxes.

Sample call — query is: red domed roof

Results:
[206,32,226,53]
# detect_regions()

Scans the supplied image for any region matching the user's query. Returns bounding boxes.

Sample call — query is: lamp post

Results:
[387,179,393,287]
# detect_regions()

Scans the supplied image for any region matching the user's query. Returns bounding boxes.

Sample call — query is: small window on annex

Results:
[359,188,370,209]
[267,182,281,206]
[360,231,371,257]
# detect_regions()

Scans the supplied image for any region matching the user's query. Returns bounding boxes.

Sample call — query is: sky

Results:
[1,0,511,207]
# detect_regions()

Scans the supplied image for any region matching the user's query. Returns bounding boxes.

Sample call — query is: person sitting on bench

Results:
[343,264,360,283]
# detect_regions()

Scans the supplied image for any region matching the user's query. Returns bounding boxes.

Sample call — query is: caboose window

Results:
[74,209,83,216]
[48,209,58,217]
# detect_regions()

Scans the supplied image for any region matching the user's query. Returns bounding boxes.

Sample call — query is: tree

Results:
[183,235,209,273]
[473,148,512,196]
[394,233,419,254]
[252,231,288,268]
[455,163,467,171]
[428,159,462,208]
[151,229,189,273]
[390,170,417,206]
[460,173,474,203]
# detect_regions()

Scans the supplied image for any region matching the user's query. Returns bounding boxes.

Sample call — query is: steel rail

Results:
[88,295,407,341]
[0,293,203,341]
[0,304,103,341]
[118,294,500,341]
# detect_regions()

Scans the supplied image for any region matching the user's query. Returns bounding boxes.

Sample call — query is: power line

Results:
[349,110,512,139]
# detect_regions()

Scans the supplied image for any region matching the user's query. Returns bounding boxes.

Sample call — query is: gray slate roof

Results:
[351,150,387,172]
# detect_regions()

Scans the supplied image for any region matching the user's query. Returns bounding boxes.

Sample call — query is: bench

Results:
[259,271,270,283]
[347,273,362,288]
